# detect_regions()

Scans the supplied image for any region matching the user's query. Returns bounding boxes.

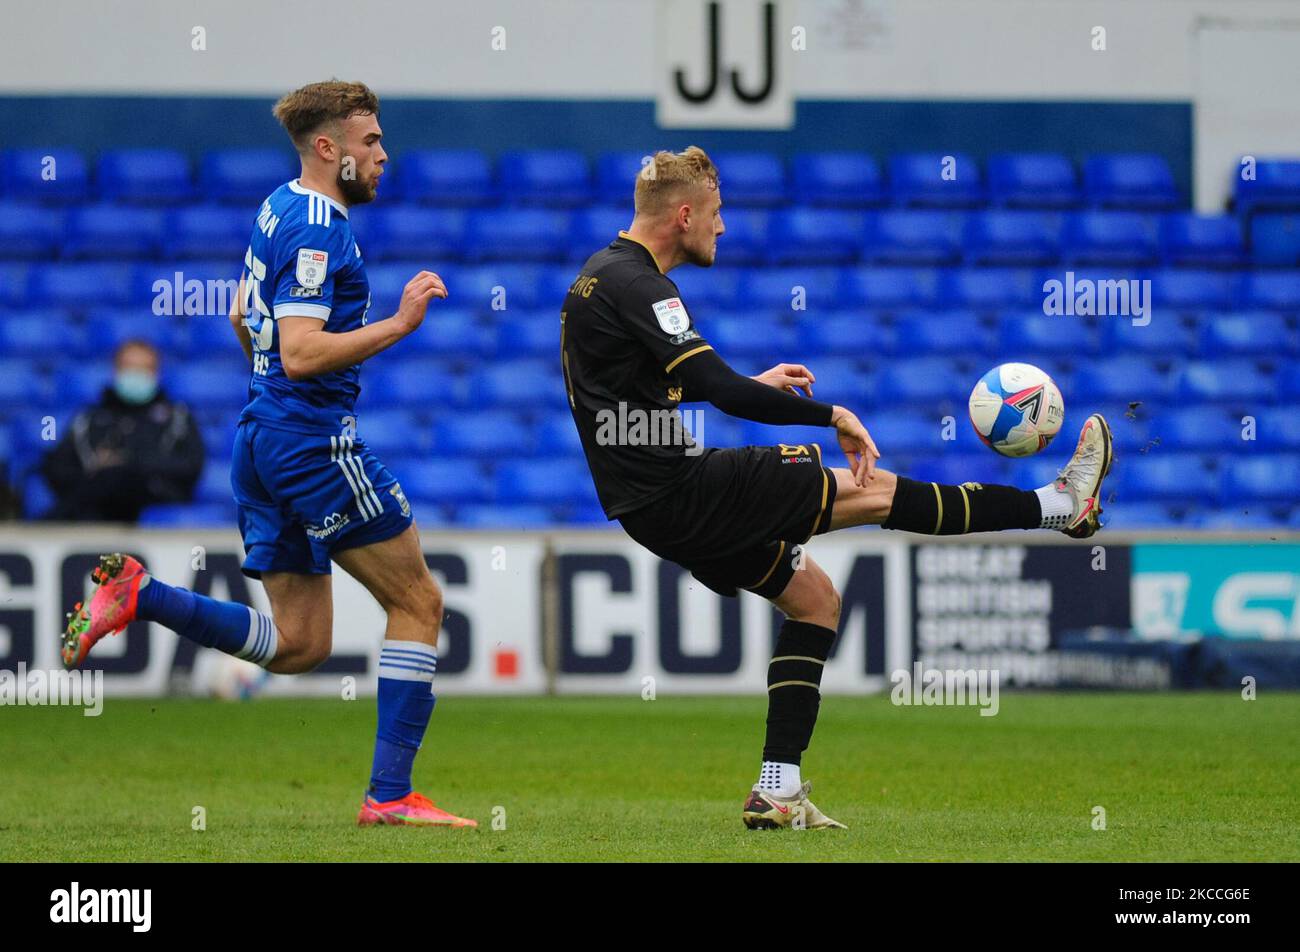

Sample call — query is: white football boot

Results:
[742,780,847,830]
[1049,413,1114,539]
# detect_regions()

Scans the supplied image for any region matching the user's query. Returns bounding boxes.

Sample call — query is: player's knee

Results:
[391,572,442,625]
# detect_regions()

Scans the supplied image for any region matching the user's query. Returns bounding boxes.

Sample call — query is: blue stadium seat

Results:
[97,149,193,204]
[1073,356,1178,403]
[1222,455,1300,503]
[0,264,31,306]
[1100,502,1187,529]
[391,458,494,504]
[709,152,787,206]
[888,153,984,207]
[1149,406,1242,452]
[856,410,955,454]
[63,205,165,259]
[768,208,869,265]
[684,409,745,450]
[996,310,1096,357]
[1248,213,1300,267]
[1158,213,1245,268]
[1061,211,1157,266]
[1200,312,1293,355]
[1082,154,1179,209]
[1256,405,1300,449]
[963,211,1060,266]
[785,356,872,408]
[713,208,770,265]
[0,203,65,259]
[361,359,453,407]
[1100,311,1193,354]
[668,266,744,308]
[354,410,432,457]
[494,310,559,358]
[1179,359,1277,403]
[1116,453,1220,504]
[464,208,571,262]
[534,412,585,455]
[1243,271,1300,310]
[0,148,89,203]
[1234,159,1300,216]
[865,210,962,265]
[570,206,632,260]
[892,310,991,355]
[53,362,112,410]
[1189,507,1289,530]
[1088,402,1153,455]
[905,453,1012,487]
[82,306,166,354]
[200,422,234,461]
[875,357,969,405]
[742,267,843,310]
[737,421,838,454]
[451,263,548,309]
[465,360,566,408]
[791,152,884,207]
[162,205,250,261]
[594,151,649,205]
[496,458,596,505]
[452,503,555,528]
[392,149,494,204]
[0,309,79,359]
[707,312,797,358]
[194,462,233,504]
[138,502,236,527]
[431,410,533,455]
[30,262,137,306]
[1278,360,1300,400]
[0,358,49,411]
[1149,269,1240,311]
[364,205,468,261]
[797,311,892,356]
[199,149,297,204]
[165,360,249,410]
[497,150,590,206]
[390,148,491,204]
[400,307,493,358]
[842,267,939,310]
[940,268,1038,309]
[985,153,1079,208]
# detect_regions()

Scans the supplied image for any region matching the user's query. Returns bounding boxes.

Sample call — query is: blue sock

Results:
[136,577,278,667]
[368,640,438,802]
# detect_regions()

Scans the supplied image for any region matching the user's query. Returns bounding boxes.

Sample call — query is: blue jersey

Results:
[238,180,372,435]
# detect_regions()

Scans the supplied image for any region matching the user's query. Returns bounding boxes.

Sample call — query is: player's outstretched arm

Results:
[229,276,253,363]
[279,271,446,379]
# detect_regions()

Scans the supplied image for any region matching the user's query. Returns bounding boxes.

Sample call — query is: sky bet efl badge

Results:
[296,248,328,288]
[652,297,689,335]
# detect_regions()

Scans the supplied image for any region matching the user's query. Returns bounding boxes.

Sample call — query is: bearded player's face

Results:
[682,188,725,267]
[335,112,386,205]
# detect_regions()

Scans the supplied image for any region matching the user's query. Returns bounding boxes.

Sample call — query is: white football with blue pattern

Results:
[968,362,1065,457]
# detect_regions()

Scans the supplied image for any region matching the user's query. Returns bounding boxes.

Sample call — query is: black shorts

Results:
[617,442,838,599]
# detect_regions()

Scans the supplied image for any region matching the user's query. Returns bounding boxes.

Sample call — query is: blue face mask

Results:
[114,369,159,405]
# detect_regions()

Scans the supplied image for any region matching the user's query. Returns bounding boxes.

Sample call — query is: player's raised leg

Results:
[828,412,1114,538]
[333,524,476,829]
[742,553,847,831]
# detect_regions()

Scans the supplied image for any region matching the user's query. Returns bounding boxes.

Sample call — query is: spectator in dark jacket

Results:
[41,339,205,522]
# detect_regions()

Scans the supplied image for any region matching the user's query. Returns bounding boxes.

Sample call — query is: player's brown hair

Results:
[272,80,381,153]
[634,146,720,217]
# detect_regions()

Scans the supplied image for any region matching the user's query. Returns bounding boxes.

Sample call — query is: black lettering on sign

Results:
[656,560,741,674]
[0,553,35,670]
[558,554,634,674]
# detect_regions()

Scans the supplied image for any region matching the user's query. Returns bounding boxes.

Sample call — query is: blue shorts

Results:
[231,419,414,578]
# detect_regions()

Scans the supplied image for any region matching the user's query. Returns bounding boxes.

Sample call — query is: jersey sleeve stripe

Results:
[273,303,331,321]
[664,344,713,374]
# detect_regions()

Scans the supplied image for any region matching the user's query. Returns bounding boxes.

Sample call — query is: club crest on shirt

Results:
[389,483,411,518]
[652,297,690,335]
[296,248,328,288]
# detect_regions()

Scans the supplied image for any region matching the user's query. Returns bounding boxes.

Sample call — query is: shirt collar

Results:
[288,179,350,218]
[617,230,663,273]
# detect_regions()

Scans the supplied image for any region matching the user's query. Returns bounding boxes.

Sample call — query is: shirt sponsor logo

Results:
[296,248,329,288]
[670,329,700,345]
[288,285,323,298]
[652,297,690,335]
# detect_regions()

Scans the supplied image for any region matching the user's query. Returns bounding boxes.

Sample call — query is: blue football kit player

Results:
[62,81,476,828]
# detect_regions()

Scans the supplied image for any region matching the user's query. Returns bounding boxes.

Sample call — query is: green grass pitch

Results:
[2,692,1297,862]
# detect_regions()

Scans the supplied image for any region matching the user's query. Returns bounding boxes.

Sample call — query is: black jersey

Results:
[562,232,717,517]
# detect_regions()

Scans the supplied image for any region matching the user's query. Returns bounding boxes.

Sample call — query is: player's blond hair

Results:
[272,80,381,154]
[633,146,719,217]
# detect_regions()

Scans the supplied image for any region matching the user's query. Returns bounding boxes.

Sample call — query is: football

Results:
[968,362,1065,457]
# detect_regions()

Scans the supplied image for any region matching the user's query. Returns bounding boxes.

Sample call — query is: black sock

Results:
[763,619,836,766]
[882,475,1041,534]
